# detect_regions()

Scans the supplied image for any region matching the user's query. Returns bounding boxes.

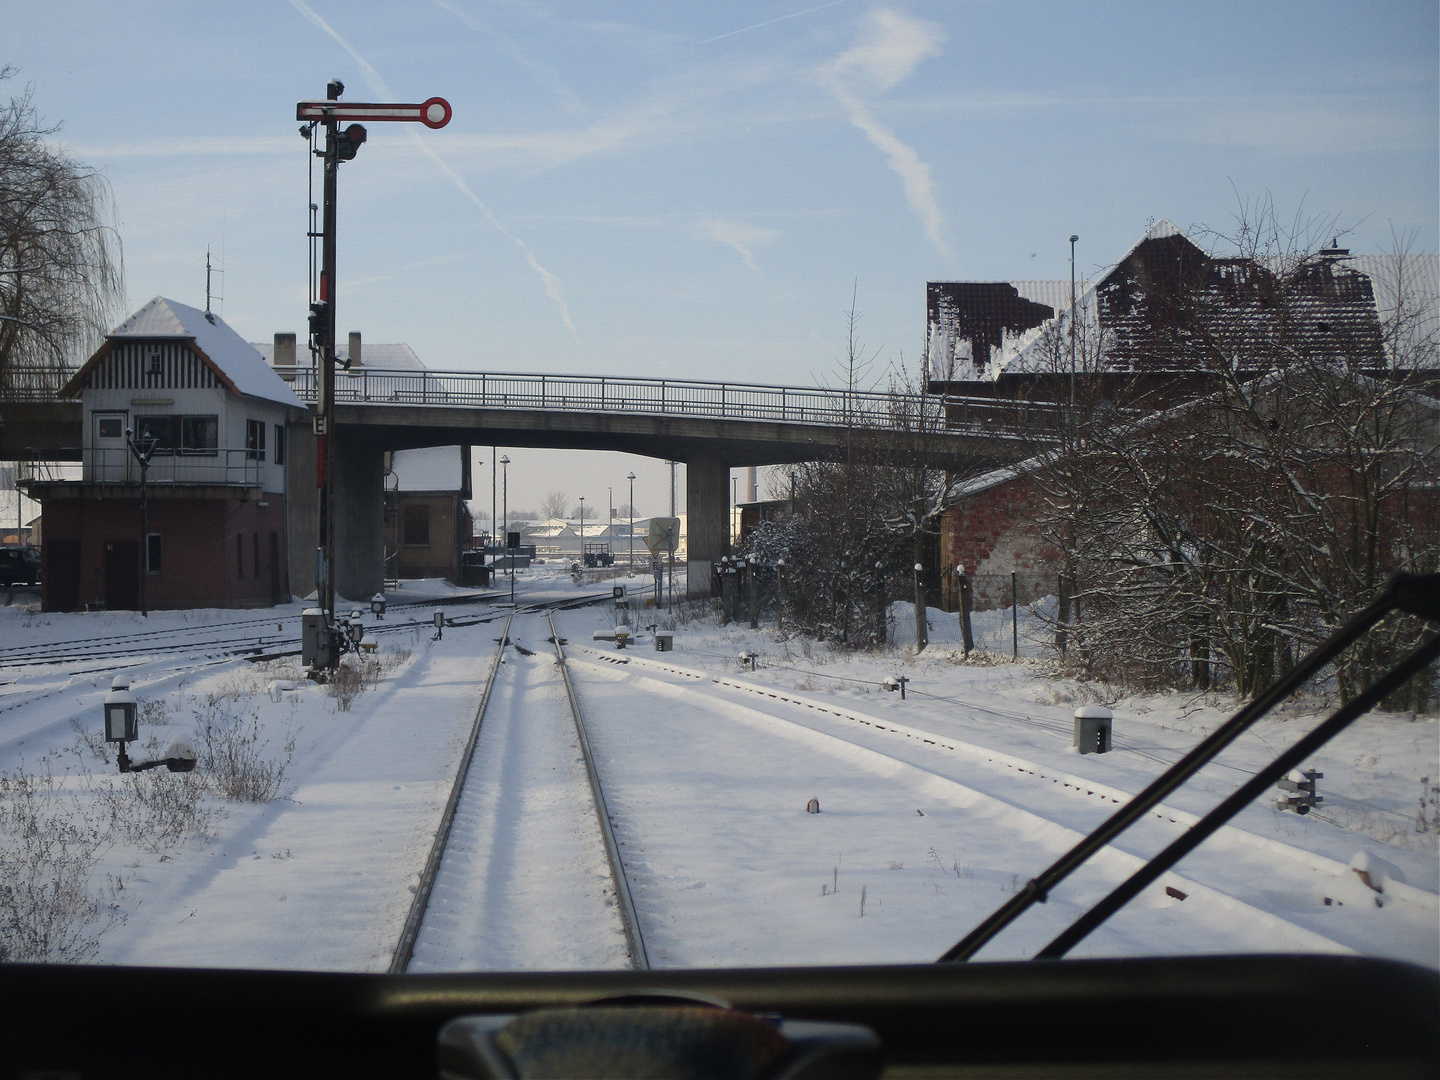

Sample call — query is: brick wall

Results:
[939,474,1062,610]
[41,495,288,611]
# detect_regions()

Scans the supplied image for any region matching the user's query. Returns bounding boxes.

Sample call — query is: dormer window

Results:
[148,352,163,375]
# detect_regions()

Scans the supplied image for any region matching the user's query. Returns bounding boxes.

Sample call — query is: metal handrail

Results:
[19,447,264,487]
[271,366,1058,434]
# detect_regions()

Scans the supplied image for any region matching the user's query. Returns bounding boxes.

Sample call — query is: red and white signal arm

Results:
[296,97,452,129]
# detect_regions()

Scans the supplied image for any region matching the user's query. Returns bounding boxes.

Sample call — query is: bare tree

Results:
[539,490,570,520]
[752,294,964,647]
[0,69,124,395]
[569,502,596,520]
[1029,200,1438,706]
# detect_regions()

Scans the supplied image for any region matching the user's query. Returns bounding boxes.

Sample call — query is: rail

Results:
[273,366,1057,434]
[548,610,650,969]
[390,609,516,974]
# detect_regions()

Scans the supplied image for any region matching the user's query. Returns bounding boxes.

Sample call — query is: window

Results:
[135,415,218,454]
[135,415,176,451]
[237,533,244,579]
[181,415,218,454]
[145,534,161,575]
[403,504,431,546]
[147,352,163,375]
[274,424,286,466]
[246,419,266,461]
[97,417,124,440]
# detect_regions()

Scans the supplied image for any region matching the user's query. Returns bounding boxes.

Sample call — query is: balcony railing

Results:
[273,367,1054,436]
[25,447,265,487]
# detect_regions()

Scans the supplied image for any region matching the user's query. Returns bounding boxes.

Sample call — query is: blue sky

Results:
[7,0,1437,517]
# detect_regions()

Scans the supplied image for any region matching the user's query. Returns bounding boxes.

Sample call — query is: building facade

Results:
[24,297,304,611]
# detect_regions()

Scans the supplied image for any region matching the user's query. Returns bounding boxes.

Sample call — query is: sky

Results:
[5,0,1437,520]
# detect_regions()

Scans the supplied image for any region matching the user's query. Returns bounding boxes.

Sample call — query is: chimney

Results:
[348,331,362,367]
[273,332,296,367]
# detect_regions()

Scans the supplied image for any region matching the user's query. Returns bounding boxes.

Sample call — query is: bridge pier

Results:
[333,431,385,601]
[686,457,730,598]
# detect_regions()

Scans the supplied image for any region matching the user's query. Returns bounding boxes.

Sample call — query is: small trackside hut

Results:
[22,297,306,611]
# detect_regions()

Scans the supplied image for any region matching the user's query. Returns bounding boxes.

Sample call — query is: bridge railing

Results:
[273,367,1056,435]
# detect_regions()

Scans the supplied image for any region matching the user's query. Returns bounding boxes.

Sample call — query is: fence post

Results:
[958,567,974,658]
[1011,570,1018,660]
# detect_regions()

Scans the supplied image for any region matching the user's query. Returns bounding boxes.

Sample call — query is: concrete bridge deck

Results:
[5,368,1057,601]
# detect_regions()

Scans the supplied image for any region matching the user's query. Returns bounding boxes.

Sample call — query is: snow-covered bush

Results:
[0,762,117,962]
[193,705,294,802]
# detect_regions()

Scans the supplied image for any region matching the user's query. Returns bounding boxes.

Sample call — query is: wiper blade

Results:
[938,571,1440,964]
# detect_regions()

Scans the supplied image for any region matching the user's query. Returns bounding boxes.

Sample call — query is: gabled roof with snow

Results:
[959,221,1404,380]
[927,222,1197,382]
[62,297,304,409]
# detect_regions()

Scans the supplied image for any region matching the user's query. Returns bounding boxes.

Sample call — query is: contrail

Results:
[697,1,847,45]
[289,0,579,340]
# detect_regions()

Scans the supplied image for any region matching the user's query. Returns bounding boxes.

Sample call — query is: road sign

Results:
[644,517,681,555]
[296,97,452,128]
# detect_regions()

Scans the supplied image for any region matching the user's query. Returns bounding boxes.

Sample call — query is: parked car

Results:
[0,545,40,585]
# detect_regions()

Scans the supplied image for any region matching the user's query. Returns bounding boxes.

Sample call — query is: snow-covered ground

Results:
[0,565,1434,973]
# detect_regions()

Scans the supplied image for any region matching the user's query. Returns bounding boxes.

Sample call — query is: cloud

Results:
[288,0,579,341]
[698,218,780,272]
[818,8,948,256]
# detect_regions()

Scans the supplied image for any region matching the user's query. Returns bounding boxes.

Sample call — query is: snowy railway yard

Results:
[0,569,1435,974]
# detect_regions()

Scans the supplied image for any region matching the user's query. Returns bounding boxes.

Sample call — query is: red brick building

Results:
[928,223,1438,613]
[23,297,305,611]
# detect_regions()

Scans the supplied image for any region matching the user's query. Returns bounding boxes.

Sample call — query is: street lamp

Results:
[578,495,586,566]
[627,471,636,569]
[500,455,511,605]
[125,426,158,617]
[1069,234,1079,409]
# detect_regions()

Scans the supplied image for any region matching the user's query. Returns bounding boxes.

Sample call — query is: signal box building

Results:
[23,297,305,611]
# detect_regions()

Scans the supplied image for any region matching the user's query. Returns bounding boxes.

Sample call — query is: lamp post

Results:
[626,471,636,569]
[578,495,585,566]
[125,427,158,617]
[500,455,511,605]
[1069,234,1079,410]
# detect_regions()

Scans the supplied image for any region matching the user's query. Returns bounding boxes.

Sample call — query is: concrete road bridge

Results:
[3,367,1056,599]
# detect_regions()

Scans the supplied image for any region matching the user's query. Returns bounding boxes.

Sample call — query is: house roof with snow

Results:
[61,297,305,409]
[928,221,1432,382]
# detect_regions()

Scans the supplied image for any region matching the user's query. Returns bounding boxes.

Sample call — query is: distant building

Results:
[929,222,1440,611]
[23,297,304,611]
[386,446,472,583]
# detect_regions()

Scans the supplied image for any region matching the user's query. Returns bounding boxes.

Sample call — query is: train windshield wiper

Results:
[939,571,1440,964]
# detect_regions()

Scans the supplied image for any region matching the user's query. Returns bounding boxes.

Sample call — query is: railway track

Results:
[0,591,615,668]
[378,599,1432,971]
[547,636,1433,966]
[391,607,645,973]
